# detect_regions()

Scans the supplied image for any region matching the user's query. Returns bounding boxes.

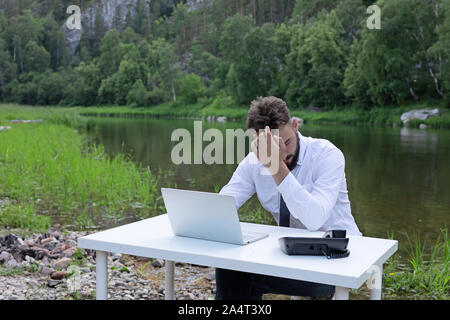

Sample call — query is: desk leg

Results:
[96,250,108,300]
[368,264,383,300]
[333,287,349,300]
[165,260,175,300]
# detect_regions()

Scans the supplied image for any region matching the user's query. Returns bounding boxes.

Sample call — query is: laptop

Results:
[161,188,269,245]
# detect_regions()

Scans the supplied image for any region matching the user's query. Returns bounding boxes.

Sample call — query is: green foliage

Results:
[0,203,51,233]
[127,79,149,107]
[383,229,449,300]
[285,11,348,109]
[180,73,206,104]
[0,113,167,227]
[0,0,448,110]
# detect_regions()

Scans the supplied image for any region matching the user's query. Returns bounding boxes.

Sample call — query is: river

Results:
[85,116,450,258]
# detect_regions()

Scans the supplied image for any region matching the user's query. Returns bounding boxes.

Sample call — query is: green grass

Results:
[383,228,449,300]
[0,105,167,231]
[0,103,84,129]
[0,203,51,233]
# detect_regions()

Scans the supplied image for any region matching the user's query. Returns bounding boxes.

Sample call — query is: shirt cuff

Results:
[277,171,301,199]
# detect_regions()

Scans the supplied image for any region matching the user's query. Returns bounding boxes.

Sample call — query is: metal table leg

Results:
[333,287,350,300]
[368,264,383,300]
[96,250,108,300]
[165,260,175,300]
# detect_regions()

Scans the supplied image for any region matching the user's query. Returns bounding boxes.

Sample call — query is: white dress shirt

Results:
[220,131,362,236]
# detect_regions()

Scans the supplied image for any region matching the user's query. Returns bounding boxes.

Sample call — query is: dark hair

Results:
[246,96,291,131]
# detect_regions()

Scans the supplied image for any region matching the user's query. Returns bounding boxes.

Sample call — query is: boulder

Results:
[53,257,72,269]
[292,116,304,127]
[217,116,228,123]
[400,108,440,125]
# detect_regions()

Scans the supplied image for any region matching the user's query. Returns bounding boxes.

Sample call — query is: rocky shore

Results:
[0,227,217,300]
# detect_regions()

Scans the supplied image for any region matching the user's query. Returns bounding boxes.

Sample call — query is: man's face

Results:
[278,121,300,171]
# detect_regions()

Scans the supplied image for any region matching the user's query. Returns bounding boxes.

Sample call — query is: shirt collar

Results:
[297,131,307,166]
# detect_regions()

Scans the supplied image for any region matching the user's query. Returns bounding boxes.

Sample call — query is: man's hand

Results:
[251,126,289,182]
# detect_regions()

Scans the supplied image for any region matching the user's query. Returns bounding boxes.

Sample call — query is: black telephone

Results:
[278,230,350,259]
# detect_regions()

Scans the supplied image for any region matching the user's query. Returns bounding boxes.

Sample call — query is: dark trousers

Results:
[215,268,335,300]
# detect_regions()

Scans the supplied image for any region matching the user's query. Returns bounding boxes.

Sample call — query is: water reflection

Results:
[400,127,438,153]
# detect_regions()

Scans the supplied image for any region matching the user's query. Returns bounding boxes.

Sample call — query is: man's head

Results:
[246,96,300,170]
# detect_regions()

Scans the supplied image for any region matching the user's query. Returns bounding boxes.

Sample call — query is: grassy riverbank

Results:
[73,99,450,129]
[0,105,167,230]
[382,229,449,300]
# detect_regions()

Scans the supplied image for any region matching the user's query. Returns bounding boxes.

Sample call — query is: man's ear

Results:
[291,118,299,131]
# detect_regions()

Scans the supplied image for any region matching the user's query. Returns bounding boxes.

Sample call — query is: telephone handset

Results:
[278,229,350,259]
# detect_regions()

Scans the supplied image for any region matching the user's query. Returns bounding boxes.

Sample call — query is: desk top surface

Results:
[77,214,397,288]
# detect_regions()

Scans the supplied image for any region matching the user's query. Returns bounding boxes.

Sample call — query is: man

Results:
[216,96,361,300]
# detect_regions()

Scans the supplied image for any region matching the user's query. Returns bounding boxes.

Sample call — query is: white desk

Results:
[77,214,398,300]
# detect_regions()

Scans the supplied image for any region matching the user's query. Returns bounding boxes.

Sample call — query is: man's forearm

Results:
[272,161,290,186]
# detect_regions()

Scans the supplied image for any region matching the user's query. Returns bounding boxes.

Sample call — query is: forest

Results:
[0,0,449,110]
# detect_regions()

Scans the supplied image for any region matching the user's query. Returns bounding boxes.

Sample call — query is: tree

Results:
[291,0,337,24]
[429,0,450,104]
[284,11,348,109]
[42,16,70,70]
[226,23,279,103]
[98,29,123,77]
[23,41,50,73]
[99,59,141,105]
[353,0,444,106]
[180,73,206,104]
[219,14,254,63]
[127,79,149,106]
[0,38,17,99]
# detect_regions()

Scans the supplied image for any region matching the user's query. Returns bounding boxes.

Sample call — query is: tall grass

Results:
[383,228,449,300]
[0,122,165,230]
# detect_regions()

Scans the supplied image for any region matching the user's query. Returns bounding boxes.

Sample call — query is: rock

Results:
[217,116,228,123]
[65,240,77,248]
[400,108,440,125]
[112,253,122,261]
[39,265,55,276]
[292,116,304,127]
[206,271,215,281]
[53,257,72,269]
[419,123,428,129]
[186,292,197,300]
[50,271,67,280]
[151,259,164,268]
[24,239,35,247]
[114,281,126,287]
[40,237,55,245]
[47,279,61,288]
[49,230,61,240]
[25,255,36,264]
[43,240,60,251]
[5,257,21,268]
[0,251,13,263]
[62,247,77,258]
[2,234,21,247]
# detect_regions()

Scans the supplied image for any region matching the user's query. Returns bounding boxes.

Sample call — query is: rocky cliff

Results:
[63,0,153,55]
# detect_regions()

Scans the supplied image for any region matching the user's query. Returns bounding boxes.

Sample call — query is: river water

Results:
[86,117,450,257]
